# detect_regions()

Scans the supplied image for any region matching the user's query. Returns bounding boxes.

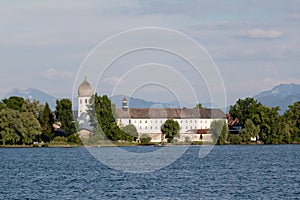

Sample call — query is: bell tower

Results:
[78,76,93,119]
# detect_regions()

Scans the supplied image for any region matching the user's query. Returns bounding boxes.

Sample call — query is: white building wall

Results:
[117,117,220,136]
[78,96,91,117]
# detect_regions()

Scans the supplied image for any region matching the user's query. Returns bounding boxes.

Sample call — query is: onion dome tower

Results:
[78,76,93,118]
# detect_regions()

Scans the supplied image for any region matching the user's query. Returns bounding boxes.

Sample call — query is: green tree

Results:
[20,111,41,144]
[210,120,226,144]
[93,94,127,141]
[39,102,55,142]
[0,108,22,145]
[161,119,180,143]
[3,96,25,111]
[240,119,259,143]
[121,124,138,142]
[140,134,152,144]
[284,102,300,142]
[195,103,203,109]
[55,99,76,136]
[229,97,282,144]
[68,134,82,144]
[229,97,262,127]
[22,99,43,118]
[219,121,229,144]
[228,134,242,144]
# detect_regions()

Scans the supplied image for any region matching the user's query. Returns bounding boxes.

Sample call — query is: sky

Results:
[0,0,299,106]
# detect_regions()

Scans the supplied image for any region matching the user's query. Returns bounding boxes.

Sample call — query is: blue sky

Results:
[0,0,299,105]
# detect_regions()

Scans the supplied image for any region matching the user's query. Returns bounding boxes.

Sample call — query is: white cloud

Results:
[242,28,283,39]
[42,68,74,80]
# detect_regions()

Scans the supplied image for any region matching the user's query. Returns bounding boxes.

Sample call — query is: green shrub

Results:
[140,134,152,144]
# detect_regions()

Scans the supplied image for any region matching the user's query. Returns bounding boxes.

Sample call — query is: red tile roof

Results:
[116,108,225,119]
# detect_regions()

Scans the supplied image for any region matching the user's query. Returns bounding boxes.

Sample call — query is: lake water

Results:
[0,145,299,199]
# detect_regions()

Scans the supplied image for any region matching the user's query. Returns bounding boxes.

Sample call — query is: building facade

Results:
[116,102,226,142]
[77,77,226,142]
[77,76,93,132]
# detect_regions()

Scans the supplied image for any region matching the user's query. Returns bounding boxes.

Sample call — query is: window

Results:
[140,120,142,123]
[145,126,147,130]
[80,99,82,104]
[129,119,131,124]
[190,120,192,123]
[145,120,147,123]
[195,120,197,123]
[186,126,188,129]
[85,99,87,103]
[150,126,152,130]
[140,126,142,130]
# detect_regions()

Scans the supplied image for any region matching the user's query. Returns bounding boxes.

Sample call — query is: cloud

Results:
[241,28,283,39]
[42,68,74,80]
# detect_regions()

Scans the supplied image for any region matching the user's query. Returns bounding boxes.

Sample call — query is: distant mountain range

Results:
[110,95,182,108]
[2,83,300,114]
[2,88,58,110]
[253,83,300,114]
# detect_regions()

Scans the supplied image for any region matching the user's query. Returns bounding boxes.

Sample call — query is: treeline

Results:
[0,96,79,145]
[222,97,300,144]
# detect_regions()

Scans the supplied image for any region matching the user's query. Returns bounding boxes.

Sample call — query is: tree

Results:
[219,121,229,144]
[229,97,262,127]
[3,96,25,111]
[195,103,202,109]
[93,94,128,141]
[55,99,76,136]
[210,120,226,144]
[229,97,282,144]
[140,134,152,144]
[284,102,300,142]
[39,102,55,142]
[161,119,180,143]
[240,119,259,143]
[20,112,41,144]
[0,108,22,145]
[121,124,138,142]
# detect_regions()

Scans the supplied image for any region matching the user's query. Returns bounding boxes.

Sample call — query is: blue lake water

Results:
[0,145,299,199]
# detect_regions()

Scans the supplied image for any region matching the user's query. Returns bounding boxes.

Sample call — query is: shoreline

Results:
[0,142,299,148]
